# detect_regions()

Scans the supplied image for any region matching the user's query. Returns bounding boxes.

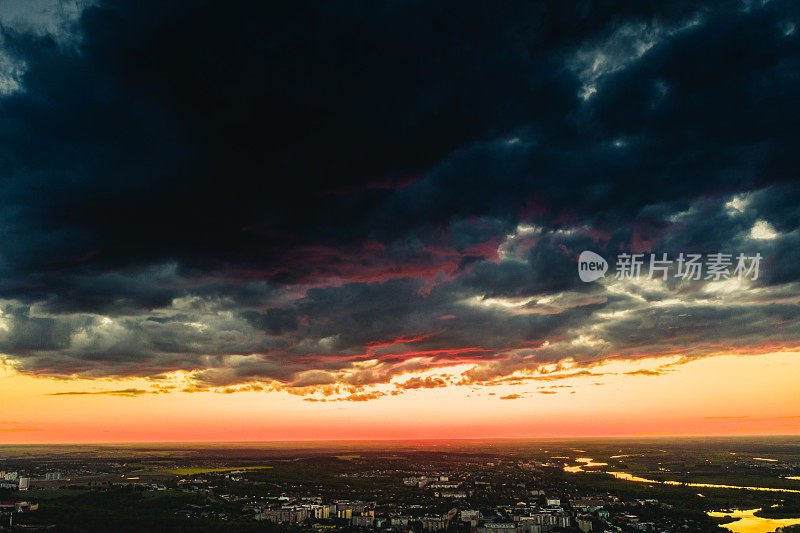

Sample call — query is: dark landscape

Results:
[2,438,800,532]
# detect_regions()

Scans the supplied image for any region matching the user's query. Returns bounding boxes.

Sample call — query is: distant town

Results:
[2,438,799,532]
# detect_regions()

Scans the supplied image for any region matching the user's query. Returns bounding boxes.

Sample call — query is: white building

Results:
[478,522,515,533]
[461,509,481,525]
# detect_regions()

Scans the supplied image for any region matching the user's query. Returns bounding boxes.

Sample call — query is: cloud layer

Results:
[0,0,798,399]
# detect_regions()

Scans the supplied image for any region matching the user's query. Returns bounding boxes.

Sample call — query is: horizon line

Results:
[4,433,800,446]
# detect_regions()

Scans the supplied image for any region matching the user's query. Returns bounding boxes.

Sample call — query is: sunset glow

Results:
[3,351,799,443]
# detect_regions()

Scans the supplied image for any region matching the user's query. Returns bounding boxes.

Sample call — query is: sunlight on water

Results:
[566,469,800,494]
[605,471,660,483]
[562,457,608,473]
[708,508,800,533]
[575,457,608,466]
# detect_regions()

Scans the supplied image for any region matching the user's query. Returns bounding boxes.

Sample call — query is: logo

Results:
[577,251,762,282]
[578,250,608,282]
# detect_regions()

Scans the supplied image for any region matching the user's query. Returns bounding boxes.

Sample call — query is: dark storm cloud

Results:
[0,0,797,393]
[0,0,774,287]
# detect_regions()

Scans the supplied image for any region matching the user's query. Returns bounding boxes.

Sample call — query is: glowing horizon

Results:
[3,350,798,444]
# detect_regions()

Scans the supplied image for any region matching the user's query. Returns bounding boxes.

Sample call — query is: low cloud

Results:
[47,388,152,397]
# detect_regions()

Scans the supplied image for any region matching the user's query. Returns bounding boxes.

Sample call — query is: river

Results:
[707,508,800,533]
[560,458,800,531]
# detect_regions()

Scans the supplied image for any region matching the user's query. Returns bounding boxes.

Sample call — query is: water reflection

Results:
[562,457,608,473]
[576,457,608,466]
[605,471,659,483]
[708,508,800,533]
[564,468,800,494]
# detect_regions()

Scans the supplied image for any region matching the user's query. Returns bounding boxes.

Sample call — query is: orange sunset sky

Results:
[3,351,799,443]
